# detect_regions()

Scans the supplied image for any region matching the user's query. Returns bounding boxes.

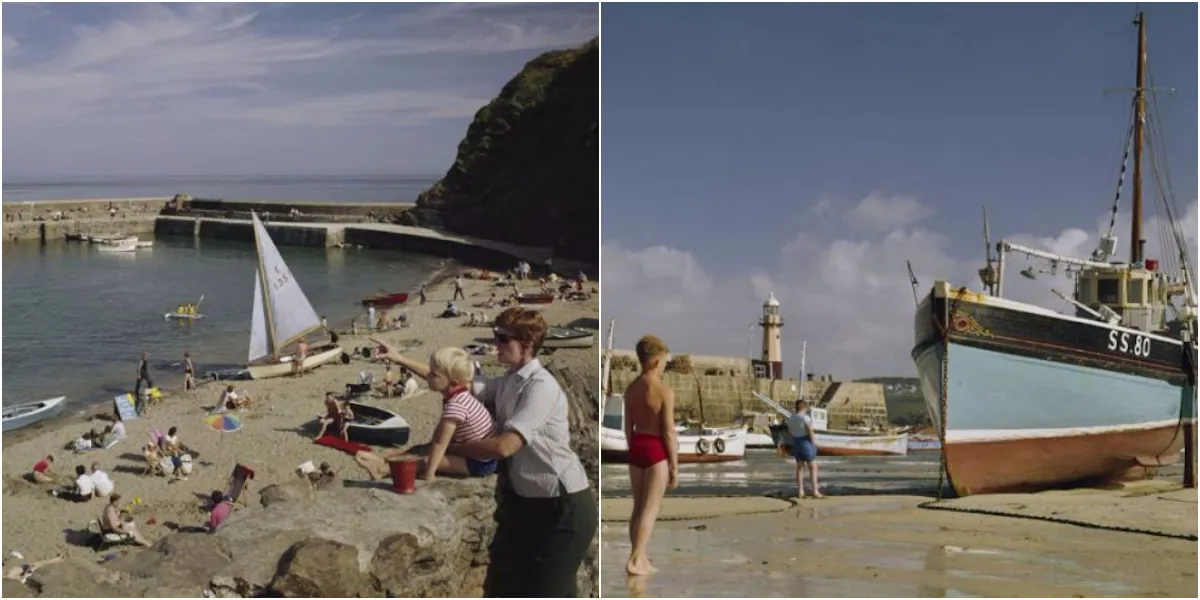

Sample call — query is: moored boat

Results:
[768,408,909,456]
[2,396,67,432]
[361,292,409,308]
[96,238,138,252]
[601,394,748,463]
[911,13,1196,496]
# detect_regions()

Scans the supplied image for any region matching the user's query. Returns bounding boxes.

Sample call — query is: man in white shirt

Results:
[53,465,95,502]
[89,463,115,497]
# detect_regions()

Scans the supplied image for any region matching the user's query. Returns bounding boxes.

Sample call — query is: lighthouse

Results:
[757,292,785,379]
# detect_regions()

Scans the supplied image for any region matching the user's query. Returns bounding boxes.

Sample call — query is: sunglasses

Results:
[493,329,516,344]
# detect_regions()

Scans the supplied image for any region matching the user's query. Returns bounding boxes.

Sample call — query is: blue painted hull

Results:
[913,287,1195,495]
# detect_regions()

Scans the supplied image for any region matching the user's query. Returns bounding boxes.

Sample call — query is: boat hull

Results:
[248,345,343,380]
[912,283,1195,496]
[543,329,595,349]
[600,426,748,464]
[164,313,206,320]
[362,293,408,307]
[2,397,67,432]
[516,294,555,304]
[770,425,909,456]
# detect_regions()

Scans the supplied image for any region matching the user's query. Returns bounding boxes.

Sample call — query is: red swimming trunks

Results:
[628,432,668,468]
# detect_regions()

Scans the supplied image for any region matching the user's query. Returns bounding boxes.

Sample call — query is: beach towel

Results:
[314,435,372,456]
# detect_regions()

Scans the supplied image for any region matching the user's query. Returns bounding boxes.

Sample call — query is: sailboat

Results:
[245,211,343,380]
[911,13,1197,496]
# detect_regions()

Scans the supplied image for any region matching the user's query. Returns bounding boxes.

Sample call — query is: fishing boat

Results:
[2,397,67,432]
[734,411,781,448]
[907,436,942,453]
[543,326,595,349]
[137,240,154,249]
[516,293,555,304]
[911,13,1196,496]
[343,402,411,446]
[361,292,409,308]
[244,211,343,380]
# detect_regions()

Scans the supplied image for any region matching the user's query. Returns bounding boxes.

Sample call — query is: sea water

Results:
[1,235,445,409]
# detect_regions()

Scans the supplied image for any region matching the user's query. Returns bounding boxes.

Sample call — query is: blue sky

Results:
[601,3,1198,378]
[2,2,597,178]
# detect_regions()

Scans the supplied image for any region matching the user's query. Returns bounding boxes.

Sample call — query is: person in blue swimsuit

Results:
[786,399,822,498]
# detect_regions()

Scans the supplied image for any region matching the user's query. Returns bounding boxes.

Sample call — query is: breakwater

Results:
[3,198,596,275]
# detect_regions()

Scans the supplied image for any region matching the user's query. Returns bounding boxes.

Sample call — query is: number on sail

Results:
[1107,330,1151,358]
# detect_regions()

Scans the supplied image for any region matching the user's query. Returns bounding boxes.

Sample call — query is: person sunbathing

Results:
[101,494,150,547]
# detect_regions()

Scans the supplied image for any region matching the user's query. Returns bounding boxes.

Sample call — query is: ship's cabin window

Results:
[1127,279,1145,304]
[1097,278,1120,304]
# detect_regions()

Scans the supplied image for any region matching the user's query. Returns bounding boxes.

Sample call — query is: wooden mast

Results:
[1130,12,1146,264]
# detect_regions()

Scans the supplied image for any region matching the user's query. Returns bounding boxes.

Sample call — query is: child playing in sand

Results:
[28,455,54,484]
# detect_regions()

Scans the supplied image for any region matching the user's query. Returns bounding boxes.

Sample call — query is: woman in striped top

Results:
[419,347,498,482]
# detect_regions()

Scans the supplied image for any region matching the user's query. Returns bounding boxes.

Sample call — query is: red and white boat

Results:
[361,292,409,307]
[601,394,748,463]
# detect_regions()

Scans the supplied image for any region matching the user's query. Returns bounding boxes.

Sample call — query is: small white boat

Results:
[137,241,154,248]
[2,396,67,432]
[244,211,342,380]
[768,407,909,456]
[601,394,748,464]
[97,238,138,252]
[543,327,595,349]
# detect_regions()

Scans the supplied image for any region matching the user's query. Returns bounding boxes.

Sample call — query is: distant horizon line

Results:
[2,173,444,183]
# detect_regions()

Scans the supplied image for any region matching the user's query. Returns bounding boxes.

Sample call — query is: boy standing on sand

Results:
[453,276,465,300]
[622,335,679,576]
[135,352,153,397]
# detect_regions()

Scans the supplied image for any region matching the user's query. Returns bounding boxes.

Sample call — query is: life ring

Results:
[713,438,726,454]
[696,438,711,455]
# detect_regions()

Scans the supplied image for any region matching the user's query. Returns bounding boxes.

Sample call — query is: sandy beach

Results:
[600,483,1198,598]
[1,272,600,597]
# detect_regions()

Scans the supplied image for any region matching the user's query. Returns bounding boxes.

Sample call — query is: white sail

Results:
[249,211,322,358]
[248,270,271,362]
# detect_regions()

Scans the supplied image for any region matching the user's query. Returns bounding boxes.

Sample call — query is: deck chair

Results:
[224,464,256,507]
[87,519,135,552]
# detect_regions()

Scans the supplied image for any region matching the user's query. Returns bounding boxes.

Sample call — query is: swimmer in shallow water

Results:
[622,334,679,576]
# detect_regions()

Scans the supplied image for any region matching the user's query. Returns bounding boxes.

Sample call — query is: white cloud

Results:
[602,195,1198,380]
[843,192,933,232]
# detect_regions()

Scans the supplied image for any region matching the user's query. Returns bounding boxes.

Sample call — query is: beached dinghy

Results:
[516,293,555,304]
[244,211,343,380]
[362,292,409,308]
[344,402,411,446]
[543,327,595,349]
[2,396,67,432]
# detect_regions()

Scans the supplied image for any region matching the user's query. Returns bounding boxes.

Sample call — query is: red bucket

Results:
[388,456,419,495]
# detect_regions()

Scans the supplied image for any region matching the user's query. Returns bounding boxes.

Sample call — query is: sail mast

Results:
[1130,12,1146,264]
[251,212,280,359]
